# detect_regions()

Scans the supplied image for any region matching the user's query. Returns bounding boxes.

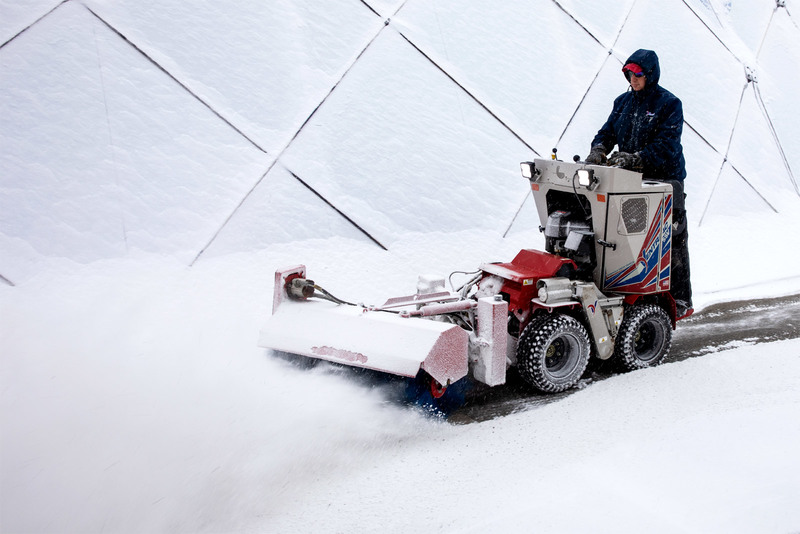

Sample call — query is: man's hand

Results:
[585,145,607,165]
[608,151,643,171]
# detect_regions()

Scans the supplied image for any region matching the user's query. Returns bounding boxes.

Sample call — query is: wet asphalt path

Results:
[448,293,800,424]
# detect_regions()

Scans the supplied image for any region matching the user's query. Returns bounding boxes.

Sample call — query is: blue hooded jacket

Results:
[591,49,687,181]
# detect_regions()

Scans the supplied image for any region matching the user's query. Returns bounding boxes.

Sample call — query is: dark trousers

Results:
[666,180,692,306]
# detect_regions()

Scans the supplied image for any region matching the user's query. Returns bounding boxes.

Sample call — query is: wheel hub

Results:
[545,337,571,374]
[634,320,660,361]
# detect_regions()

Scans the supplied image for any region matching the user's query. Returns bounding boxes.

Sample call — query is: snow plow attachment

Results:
[259,266,476,387]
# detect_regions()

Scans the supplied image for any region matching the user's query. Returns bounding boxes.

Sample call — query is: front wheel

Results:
[614,304,672,371]
[516,314,591,393]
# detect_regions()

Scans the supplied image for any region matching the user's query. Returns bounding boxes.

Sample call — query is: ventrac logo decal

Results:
[662,217,672,242]
[644,235,660,261]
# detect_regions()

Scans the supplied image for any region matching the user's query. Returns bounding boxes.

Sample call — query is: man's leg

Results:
[671,209,692,314]
[667,180,692,315]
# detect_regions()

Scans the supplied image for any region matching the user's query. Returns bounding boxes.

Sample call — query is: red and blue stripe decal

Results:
[604,194,672,293]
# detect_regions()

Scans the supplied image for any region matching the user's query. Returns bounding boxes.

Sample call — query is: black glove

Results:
[608,151,643,171]
[585,145,607,165]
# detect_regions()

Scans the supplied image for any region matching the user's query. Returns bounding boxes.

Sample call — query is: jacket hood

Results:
[624,49,660,86]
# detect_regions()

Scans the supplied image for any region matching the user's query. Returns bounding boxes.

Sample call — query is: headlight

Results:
[575,169,599,190]
[520,161,535,180]
[577,169,594,186]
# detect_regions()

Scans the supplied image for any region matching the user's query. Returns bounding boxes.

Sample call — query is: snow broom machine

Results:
[259,156,692,411]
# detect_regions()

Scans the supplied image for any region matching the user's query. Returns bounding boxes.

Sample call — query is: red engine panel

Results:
[480,250,577,312]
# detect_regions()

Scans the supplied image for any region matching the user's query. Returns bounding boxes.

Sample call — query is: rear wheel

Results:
[517,314,591,393]
[615,304,672,371]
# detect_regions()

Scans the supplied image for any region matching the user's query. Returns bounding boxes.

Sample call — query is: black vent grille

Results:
[621,197,648,234]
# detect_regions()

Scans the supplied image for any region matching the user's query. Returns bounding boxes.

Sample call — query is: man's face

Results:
[630,74,646,91]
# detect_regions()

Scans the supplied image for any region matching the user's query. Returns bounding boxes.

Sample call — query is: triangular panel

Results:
[203,165,374,257]
[82,0,385,153]
[727,85,799,213]
[0,3,272,273]
[394,0,608,156]
[700,161,778,225]
[280,29,536,247]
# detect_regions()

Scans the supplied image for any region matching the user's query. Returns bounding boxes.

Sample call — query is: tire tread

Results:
[517,314,590,393]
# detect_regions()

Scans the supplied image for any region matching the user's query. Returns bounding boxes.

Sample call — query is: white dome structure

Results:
[1,0,799,281]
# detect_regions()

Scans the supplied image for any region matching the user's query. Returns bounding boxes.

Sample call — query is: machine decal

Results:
[604,195,672,292]
[312,345,369,364]
[658,194,673,290]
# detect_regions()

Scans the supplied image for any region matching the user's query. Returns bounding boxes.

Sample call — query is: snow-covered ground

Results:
[2,0,800,532]
[2,239,800,533]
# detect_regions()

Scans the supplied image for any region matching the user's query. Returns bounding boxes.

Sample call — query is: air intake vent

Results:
[621,197,648,234]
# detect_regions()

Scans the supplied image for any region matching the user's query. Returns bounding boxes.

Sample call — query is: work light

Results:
[520,161,535,179]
